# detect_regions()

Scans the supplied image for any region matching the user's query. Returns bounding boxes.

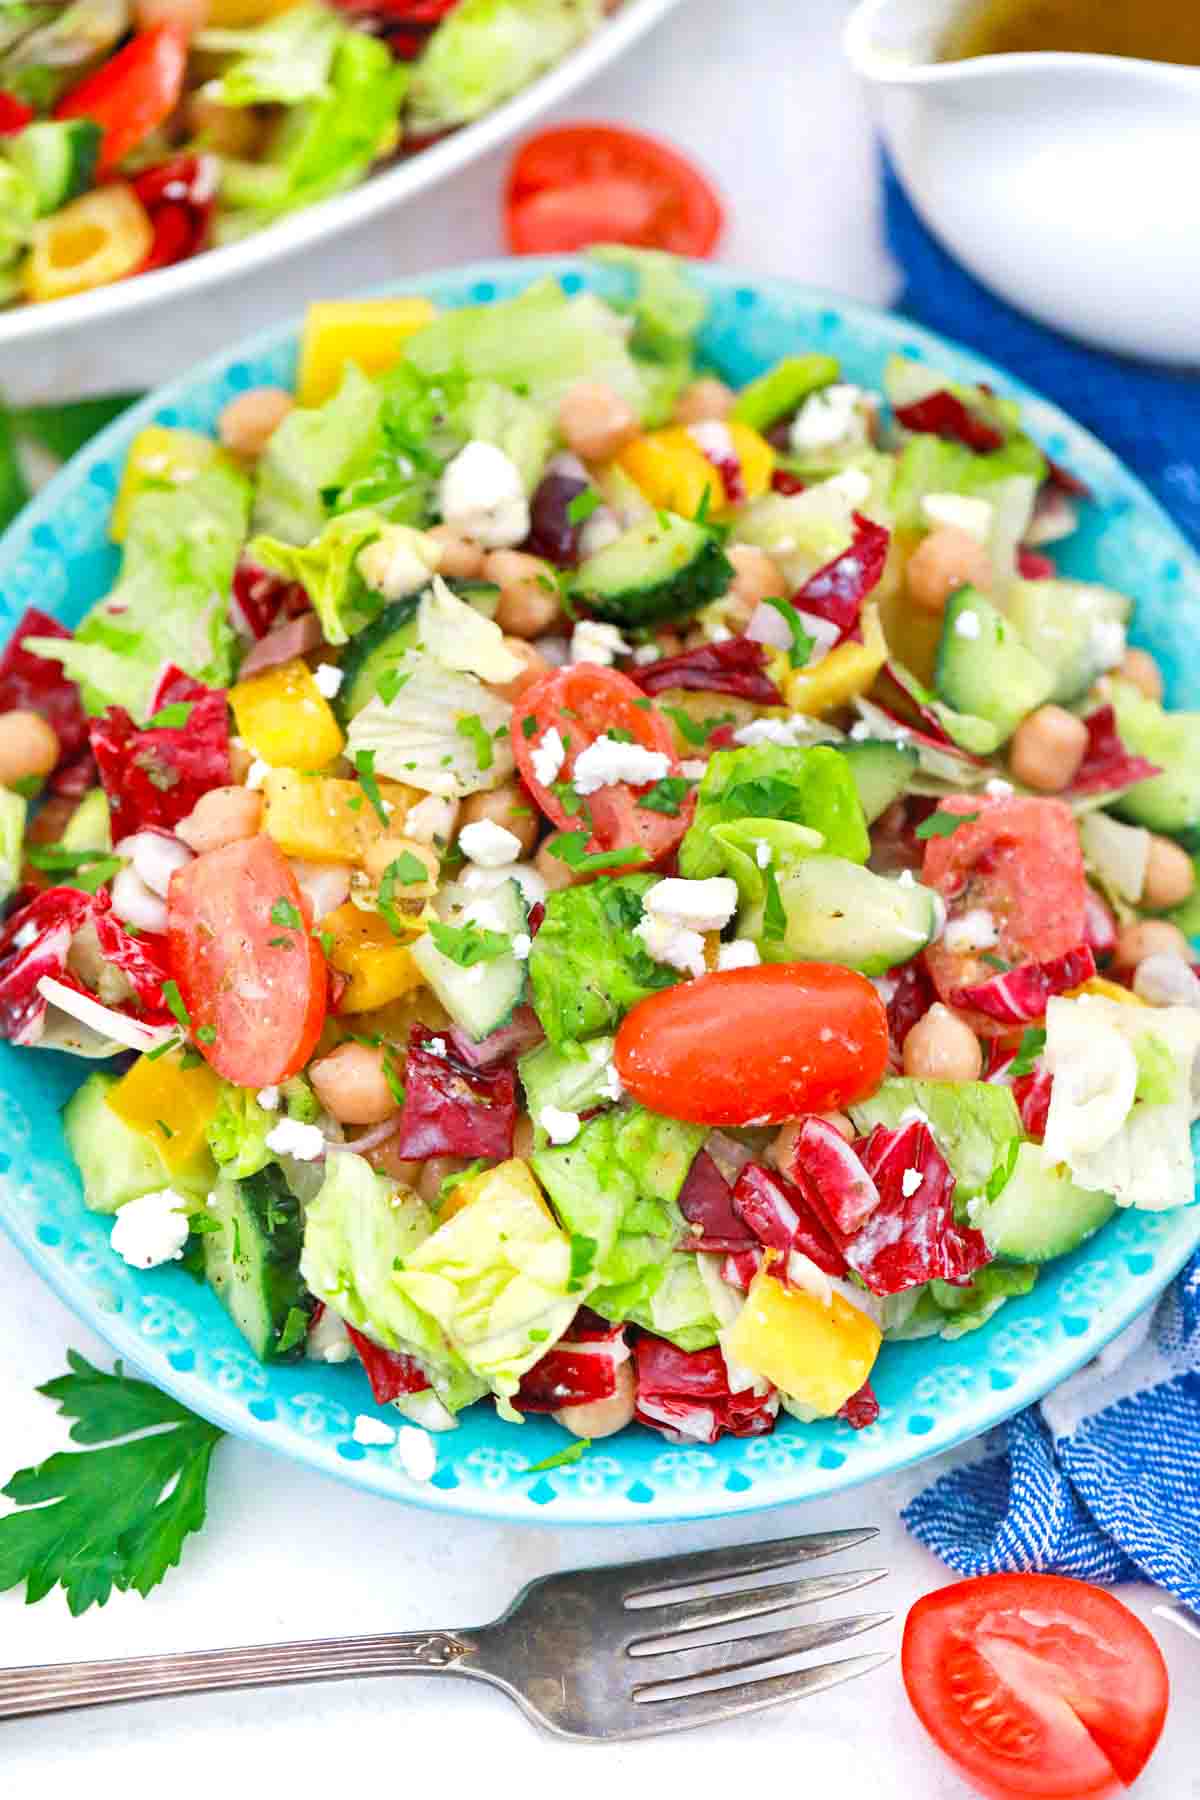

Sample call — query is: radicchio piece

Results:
[0,885,99,1043]
[89,685,230,842]
[677,1148,755,1252]
[1068,705,1161,798]
[330,0,459,58]
[785,1116,881,1236]
[146,664,213,714]
[792,513,890,641]
[951,944,1095,1026]
[236,612,327,680]
[837,1381,880,1430]
[131,155,217,273]
[878,663,987,763]
[1044,456,1091,499]
[880,958,936,1050]
[633,1336,777,1445]
[634,636,783,704]
[721,1248,762,1291]
[515,1319,628,1413]
[894,390,1005,453]
[833,1121,990,1297]
[1083,887,1118,960]
[1013,1066,1053,1141]
[770,469,806,495]
[344,1321,431,1402]
[231,561,310,642]
[2,608,89,764]
[393,1024,516,1159]
[731,1161,847,1276]
[1017,549,1056,580]
[91,912,173,1023]
[447,1004,544,1069]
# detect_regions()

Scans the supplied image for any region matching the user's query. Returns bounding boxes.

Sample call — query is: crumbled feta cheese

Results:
[921,492,994,543]
[633,642,663,666]
[356,525,441,600]
[245,757,271,791]
[459,861,547,907]
[353,1414,399,1447]
[540,1104,582,1145]
[110,1189,190,1271]
[954,609,982,640]
[634,914,707,979]
[12,921,38,951]
[898,869,916,887]
[571,735,670,796]
[1090,618,1127,672]
[985,778,1015,799]
[570,619,629,667]
[733,715,818,749]
[425,1036,447,1058]
[755,840,773,870]
[438,440,529,549]
[943,907,998,953]
[404,794,459,845]
[313,662,344,698]
[256,1085,280,1112]
[789,384,867,456]
[900,1168,924,1198]
[264,1117,326,1161]
[848,720,872,742]
[717,939,761,971]
[824,467,872,507]
[396,1424,437,1483]
[643,877,738,933]
[511,932,532,962]
[600,1060,624,1102]
[459,818,523,867]
[680,758,707,779]
[530,726,566,787]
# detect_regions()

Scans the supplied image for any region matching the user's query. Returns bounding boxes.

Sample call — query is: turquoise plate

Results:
[2,257,1198,1523]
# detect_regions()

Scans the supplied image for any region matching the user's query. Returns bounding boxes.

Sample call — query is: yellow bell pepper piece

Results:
[726,1269,882,1417]
[724,421,776,501]
[230,658,345,771]
[262,769,414,866]
[618,429,726,519]
[785,603,887,716]
[297,298,438,406]
[106,1050,222,1181]
[323,900,425,1012]
[440,1158,553,1224]
[205,0,299,21]
[24,185,153,304]
[111,427,237,544]
[1070,977,1144,1006]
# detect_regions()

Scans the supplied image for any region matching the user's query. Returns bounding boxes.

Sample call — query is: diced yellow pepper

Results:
[440,1158,554,1224]
[1070,977,1144,1006]
[297,298,438,406]
[229,659,345,771]
[726,1270,882,1416]
[24,185,153,304]
[618,429,726,519]
[111,427,236,544]
[785,603,888,716]
[205,0,299,21]
[107,1050,222,1182]
[262,769,415,866]
[324,901,426,1011]
[725,421,776,501]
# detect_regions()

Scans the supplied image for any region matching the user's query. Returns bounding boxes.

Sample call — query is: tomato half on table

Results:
[505,124,724,256]
[922,795,1089,1025]
[55,25,188,176]
[513,663,691,867]
[902,1574,1169,1800]
[166,834,327,1089]
[614,963,889,1125]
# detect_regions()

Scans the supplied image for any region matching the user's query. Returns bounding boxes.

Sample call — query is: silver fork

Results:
[0,1529,890,1739]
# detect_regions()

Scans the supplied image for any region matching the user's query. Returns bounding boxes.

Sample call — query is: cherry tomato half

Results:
[55,25,188,176]
[902,1574,1169,1800]
[614,963,889,1126]
[512,663,691,867]
[167,834,327,1089]
[505,124,724,256]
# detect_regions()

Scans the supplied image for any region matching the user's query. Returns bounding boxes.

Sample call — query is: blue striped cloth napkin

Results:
[883,161,1200,1605]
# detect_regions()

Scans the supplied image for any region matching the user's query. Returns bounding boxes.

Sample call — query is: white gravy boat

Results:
[844,0,1200,364]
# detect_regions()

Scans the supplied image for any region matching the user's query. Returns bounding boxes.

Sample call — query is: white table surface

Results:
[1,1,1197,1793]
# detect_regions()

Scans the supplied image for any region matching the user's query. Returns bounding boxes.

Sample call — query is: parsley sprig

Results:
[915,809,980,841]
[547,833,650,875]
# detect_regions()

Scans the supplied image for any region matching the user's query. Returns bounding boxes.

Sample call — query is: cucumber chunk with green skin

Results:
[839,739,919,824]
[745,856,941,976]
[1109,677,1200,843]
[935,586,1055,743]
[409,875,527,1040]
[1005,578,1131,705]
[63,1072,178,1215]
[730,354,839,433]
[8,120,100,215]
[336,579,500,722]
[968,1142,1117,1263]
[570,513,733,626]
[203,1164,310,1361]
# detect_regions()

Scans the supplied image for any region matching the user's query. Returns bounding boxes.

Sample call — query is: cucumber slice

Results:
[1109,677,1200,842]
[336,580,501,722]
[571,513,732,626]
[60,786,111,853]
[750,855,941,976]
[1005,578,1131,705]
[409,876,527,1040]
[969,1142,1116,1263]
[63,1071,172,1214]
[935,587,1055,743]
[203,1164,309,1361]
[839,739,919,824]
[9,120,101,215]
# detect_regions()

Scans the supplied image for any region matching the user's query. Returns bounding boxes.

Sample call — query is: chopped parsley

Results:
[144,701,194,731]
[162,980,191,1033]
[521,713,538,739]
[1009,1026,1046,1078]
[568,1232,597,1290]
[378,853,428,936]
[983,1138,1020,1204]
[25,845,125,894]
[155,1118,174,1141]
[382,1050,406,1110]
[547,832,650,874]
[761,596,815,668]
[195,1024,217,1046]
[661,705,735,746]
[456,713,493,772]
[269,897,303,930]
[915,809,980,840]
[376,667,409,706]
[275,1307,310,1356]
[427,918,512,967]
[762,865,787,944]
[566,488,603,525]
[354,748,389,825]
[525,1439,590,1474]
[637,776,692,817]
[550,779,587,818]
[267,936,294,951]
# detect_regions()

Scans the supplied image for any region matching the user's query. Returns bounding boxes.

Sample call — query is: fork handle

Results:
[0,1629,479,1720]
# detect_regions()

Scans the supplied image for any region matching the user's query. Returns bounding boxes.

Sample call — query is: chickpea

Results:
[817,1110,855,1143]
[554,1358,637,1440]
[722,544,788,631]
[906,526,993,613]
[426,525,485,581]
[1008,705,1089,793]
[511,1114,536,1160]
[309,1043,400,1126]
[483,550,562,639]
[1141,836,1195,911]
[0,710,58,786]
[363,1139,421,1183]
[459,780,539,857]
[558,379,639,465]
[768,1120,804,1173]
[135,0,207,31]
[673,378,735,425]
[535,833,587,891]
[176,786,262,854]
[416,1155,469,1209]
[1111,918,1194,972]
[187,90,264,159]
[902,1003,983,1082]
[488,638,551,705]
[218,387,295,460]
[228,738,254,784]
[1115,646,1164,704]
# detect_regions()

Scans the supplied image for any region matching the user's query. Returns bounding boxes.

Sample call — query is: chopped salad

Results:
[4,256,1200,1465]
[0,0,615,308]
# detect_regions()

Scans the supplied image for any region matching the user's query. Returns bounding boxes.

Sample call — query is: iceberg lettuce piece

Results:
[527,875,679,1046]
[345,649,513,796]
[418,576,522,683]
[198,2,343,106]
[408,0,601,132]
[731,478,866,590]
[252,362,383,545]
[883,1263,1038,1341]
[0,787,26,904]
[207,1084,274,1182]
[681,742,870,882]
[710,817,824,908]
[590,246,707,425]
[248,508,384,646]
[850,1076,1022,1203]
[889,431,1046,536]
[518,1034,619,1142]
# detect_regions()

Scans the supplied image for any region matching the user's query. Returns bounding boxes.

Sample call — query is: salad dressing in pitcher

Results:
[939,0,1200,66]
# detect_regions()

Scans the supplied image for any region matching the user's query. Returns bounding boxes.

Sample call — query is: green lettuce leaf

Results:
[681,742,870,881]
[0,787,25,904]
[248,508,384,646]
[407,0,602,132]
[590,247,706,425]
[850,1077,1023,1202]
[252,362,383,545]
[206,1085,273,1182]
[198,2,343,106]
[883,1262,1038,1341]
[527,875,680,1045]
[518,1034,619,1142]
